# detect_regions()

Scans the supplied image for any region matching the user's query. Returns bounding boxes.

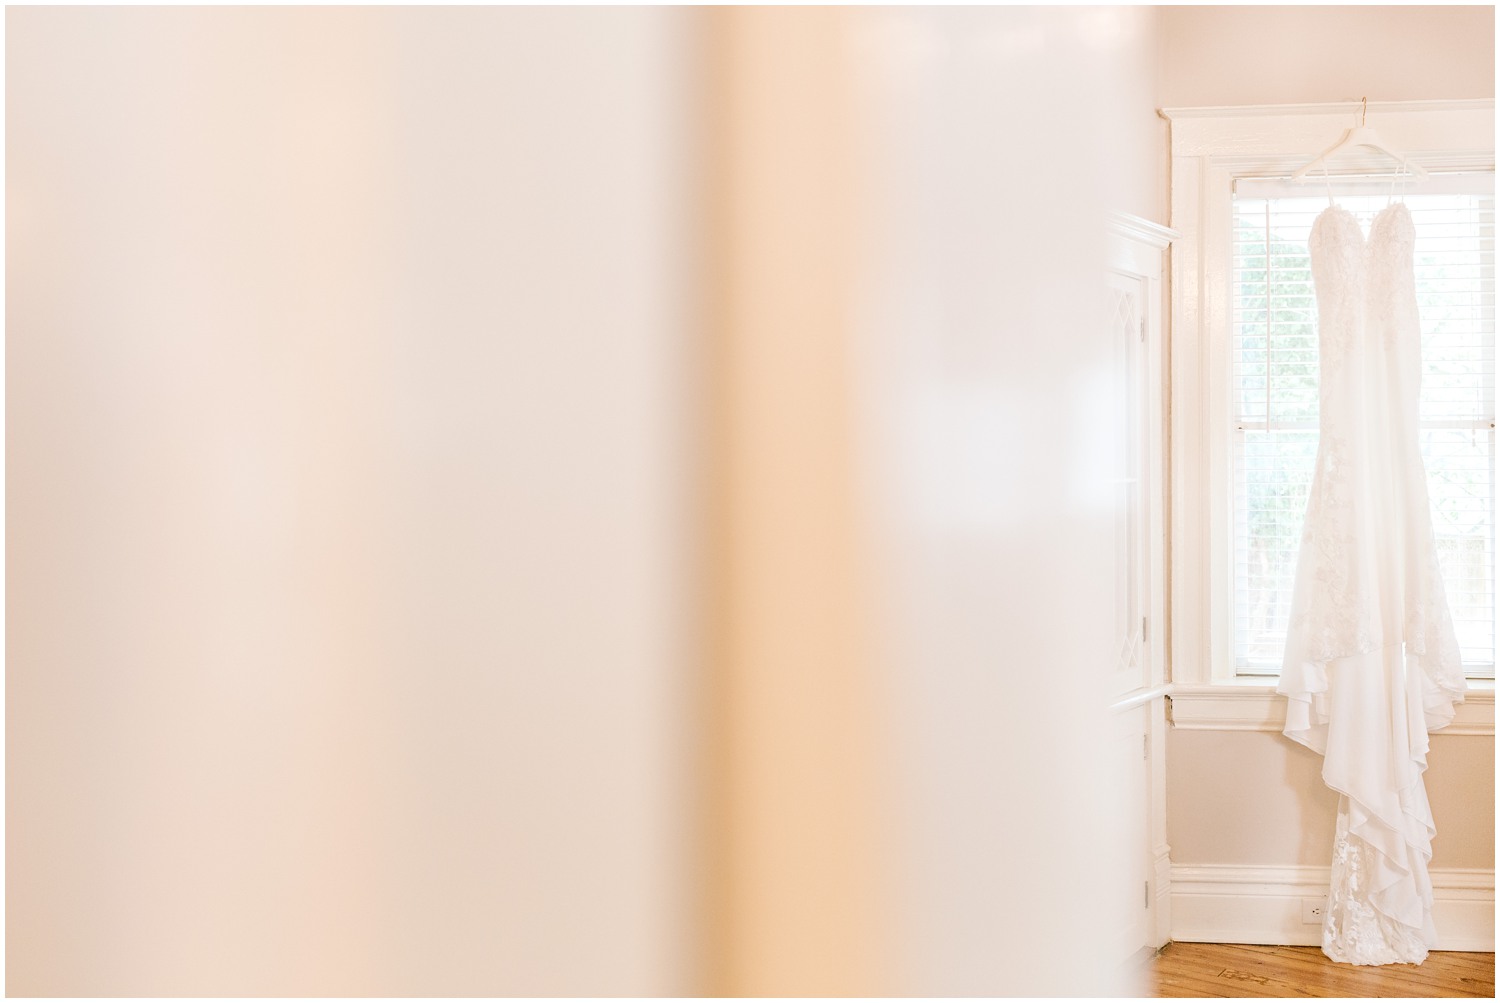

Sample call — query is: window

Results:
[1229,180,1497,678]
[1163,100,1495,733]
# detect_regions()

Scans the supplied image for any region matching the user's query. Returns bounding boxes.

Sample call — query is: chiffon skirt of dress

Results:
[1281,641,1438,965]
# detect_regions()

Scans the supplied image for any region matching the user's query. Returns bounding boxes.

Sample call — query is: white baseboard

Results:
[1171,864,1495,952]
[1153,846,1173,947]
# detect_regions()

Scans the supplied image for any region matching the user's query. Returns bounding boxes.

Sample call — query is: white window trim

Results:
[1163,99,1496,734]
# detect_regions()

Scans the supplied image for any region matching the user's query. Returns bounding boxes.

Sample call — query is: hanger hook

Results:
[1361,96,1367,126]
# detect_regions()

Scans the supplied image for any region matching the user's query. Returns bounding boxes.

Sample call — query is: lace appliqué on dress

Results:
[1323,799,1430,966]
[1288,429,1381,662]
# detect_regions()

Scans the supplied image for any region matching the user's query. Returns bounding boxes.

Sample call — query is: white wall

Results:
[7,8,693,995]
[697,7,1169,994]
[1160,3,1496,887]
[846,6,1163,994]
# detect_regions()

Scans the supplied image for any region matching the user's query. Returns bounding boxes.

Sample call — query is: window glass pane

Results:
[1232,427,1317,672]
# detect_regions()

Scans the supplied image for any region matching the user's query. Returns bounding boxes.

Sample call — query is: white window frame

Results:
[1164,99,1496,734]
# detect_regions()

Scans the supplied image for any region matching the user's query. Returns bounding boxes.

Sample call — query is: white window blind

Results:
[1230,177,1497,677]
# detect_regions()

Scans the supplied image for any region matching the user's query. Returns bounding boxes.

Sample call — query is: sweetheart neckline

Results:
[1314,201,1411,229]
[1312,201,1412,251]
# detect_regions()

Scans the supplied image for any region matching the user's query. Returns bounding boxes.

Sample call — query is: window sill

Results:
[1168,681,1495,736]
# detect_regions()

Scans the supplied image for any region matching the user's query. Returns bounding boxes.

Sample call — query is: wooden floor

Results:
[1151,942,1496,998]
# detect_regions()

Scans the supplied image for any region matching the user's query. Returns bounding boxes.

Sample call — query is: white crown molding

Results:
[1164,101,1494,161]
[1168,683,1495,735]
[1171,863,1495,952]
[1107,212,1179,249]
[1161,98,1495,120]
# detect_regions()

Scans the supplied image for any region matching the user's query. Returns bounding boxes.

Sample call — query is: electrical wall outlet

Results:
[1301,897,1327,924]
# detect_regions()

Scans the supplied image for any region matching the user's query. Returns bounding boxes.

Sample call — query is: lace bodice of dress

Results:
[1286,206,1390,662]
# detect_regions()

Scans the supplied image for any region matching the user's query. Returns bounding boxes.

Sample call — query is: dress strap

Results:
[1323,160,1335,206]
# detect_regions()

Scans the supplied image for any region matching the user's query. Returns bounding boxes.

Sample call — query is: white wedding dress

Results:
[1277,201,1468,966]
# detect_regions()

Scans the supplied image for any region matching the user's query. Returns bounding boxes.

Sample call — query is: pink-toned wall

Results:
[1160,5,1495,107]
